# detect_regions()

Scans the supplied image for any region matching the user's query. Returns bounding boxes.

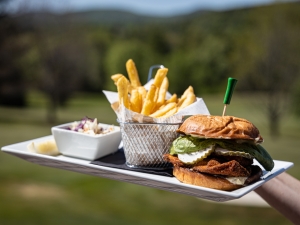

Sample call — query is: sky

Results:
[5,0,292,17]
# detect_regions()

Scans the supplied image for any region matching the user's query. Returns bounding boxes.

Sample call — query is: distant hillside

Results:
[13,1,300,28]
[63,10,202,25]
[65,10,157,25]
[14,8,210,28]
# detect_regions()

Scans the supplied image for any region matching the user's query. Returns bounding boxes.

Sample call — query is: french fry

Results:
[153,68,168,89]
[137,86,147,98]
[141,84,157,116]
[165,94,177,104]
[111,74,132,93]
[129,89,142,113]
[137,86,147,105]
[157,103,167,110]
[111,74,124,85]
[111,59,197,118]
[158,106,178,118]
[177,86,194,107]
[150,102,177,118]
[117,76,130,109]
[126,59,141,88]
[156,77,169,108]
[178,92,196,111]
[154,87,159,104]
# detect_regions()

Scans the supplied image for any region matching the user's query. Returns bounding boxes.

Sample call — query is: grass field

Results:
[0,91,298,225]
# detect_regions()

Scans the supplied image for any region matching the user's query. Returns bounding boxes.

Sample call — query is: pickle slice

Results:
[214,147,253,159]
[178,145,215,164]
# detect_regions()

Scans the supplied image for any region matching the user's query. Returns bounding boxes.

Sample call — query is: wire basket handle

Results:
[147,64,165,82]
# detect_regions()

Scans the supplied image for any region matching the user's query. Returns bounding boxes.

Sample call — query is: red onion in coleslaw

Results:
[68,117,115,135]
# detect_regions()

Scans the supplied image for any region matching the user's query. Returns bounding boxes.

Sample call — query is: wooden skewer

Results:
[222,104,227,117]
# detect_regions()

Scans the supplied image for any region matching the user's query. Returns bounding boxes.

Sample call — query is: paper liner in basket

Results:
[102,88,210,124]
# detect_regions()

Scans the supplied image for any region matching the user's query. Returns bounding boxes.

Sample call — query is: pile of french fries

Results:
[111,59,196,118]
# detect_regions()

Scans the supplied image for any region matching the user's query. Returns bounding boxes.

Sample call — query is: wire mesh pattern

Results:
[119,122,181,169]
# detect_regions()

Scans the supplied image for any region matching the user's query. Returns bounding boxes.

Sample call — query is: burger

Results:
[163,115,274,191]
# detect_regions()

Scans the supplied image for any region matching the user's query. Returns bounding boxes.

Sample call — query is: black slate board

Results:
[91,148,173,177]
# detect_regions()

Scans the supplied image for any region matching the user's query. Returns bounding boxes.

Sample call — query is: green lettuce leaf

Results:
[170,136,274,171]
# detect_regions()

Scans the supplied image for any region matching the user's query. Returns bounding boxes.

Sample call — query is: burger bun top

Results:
[177,115,263,143]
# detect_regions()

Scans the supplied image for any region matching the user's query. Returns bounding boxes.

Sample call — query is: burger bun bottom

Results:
[173,166,242,191]
[173,166,262,191]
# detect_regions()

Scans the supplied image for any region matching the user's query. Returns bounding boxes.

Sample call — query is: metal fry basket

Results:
[118,121,181,169]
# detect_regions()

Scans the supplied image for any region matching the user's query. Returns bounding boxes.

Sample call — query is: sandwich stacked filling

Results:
[163,115,274,191]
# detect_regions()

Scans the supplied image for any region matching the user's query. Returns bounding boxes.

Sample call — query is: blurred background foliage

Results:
[1,1,300,225]
[1,1,300,137]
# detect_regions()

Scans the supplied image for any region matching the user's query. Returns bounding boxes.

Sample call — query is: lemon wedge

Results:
[27,139,60,156]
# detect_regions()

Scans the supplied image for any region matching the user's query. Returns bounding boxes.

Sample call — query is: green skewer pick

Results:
[222,77,238,116]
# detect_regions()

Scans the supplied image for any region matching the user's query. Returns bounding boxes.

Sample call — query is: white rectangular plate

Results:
[1,135,294,202]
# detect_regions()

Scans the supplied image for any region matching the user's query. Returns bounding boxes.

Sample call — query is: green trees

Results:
[1,1,300,130]
[15,21,101,123]
[0,5,27,107]
[233,5,300,137]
